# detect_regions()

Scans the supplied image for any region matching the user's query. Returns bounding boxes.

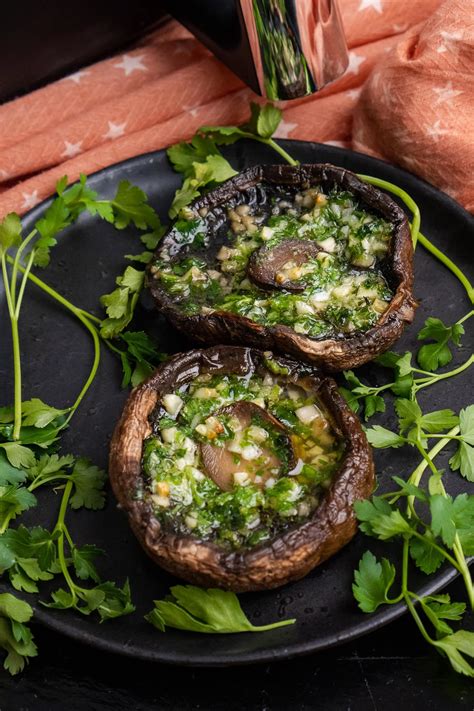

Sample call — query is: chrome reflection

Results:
[240,0,348,100]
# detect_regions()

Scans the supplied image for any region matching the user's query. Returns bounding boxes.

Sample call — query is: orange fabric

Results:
[0,0,471,216]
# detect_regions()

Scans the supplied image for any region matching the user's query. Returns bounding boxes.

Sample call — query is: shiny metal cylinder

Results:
[240,0,348,99]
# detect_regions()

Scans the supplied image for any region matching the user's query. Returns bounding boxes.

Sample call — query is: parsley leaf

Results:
[0,593,37,675]
[0,443,35,469]
[376,351,414,398]
[72,544,103,583]
[0,485,37,525]
[168,154,237,219]
[434,630,474,677]
[146,585,295,633]
[21,399,69,428]
[100,266,145,338]
[46,579,135,621]
[365,426,405,449]
[118,330,166,388]
[110,181,160,231]
[353,551,396,613]
[0,214,22,255]
[409,533,445,574]
[449,406,474,482]
[417,316,464,372]
[243,102,282,139]
[69,458,106,510]
[354,498,411,539]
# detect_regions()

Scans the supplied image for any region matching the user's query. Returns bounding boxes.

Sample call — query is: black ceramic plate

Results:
[1,140,473,666]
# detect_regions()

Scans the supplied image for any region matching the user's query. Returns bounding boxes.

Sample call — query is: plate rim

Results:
[9,139,473,666]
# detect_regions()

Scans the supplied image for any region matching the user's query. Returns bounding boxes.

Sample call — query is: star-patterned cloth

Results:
[0,0,472,216]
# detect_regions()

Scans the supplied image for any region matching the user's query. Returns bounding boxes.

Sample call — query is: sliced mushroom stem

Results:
[200,401,295,492]
[247,240,321,292]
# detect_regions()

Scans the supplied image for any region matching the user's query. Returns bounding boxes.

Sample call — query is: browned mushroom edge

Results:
[109,346,374,592]
[147,164,417,372]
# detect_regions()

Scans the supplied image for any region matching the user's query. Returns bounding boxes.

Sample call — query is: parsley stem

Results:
[79,309,102,325]
[414,439,474,609]
[28,474,67,492]
[62,313,101,426]
[14,249,35,321]
[265,138,299,166]
[10,318,22,441]
[5,256,102,426]
[0,254,23,440]
[237,130,299,167]
[10,229,37,312]
[414,355,474,391]
[55,479,77,605]
[458,310,474,325]
[409,426,460,487]
[417,233,474,305]
[404,589,434,646]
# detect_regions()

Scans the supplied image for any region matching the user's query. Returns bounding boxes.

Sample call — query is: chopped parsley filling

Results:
[142,368,344,549]
[151,187,394,339]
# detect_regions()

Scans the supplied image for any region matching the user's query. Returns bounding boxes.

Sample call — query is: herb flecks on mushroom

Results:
[142,364,342,549]
[151,175,394,338]
[109,346,375,590]
[147,165,416,371]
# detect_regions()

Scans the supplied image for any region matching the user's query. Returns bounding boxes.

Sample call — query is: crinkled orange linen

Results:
[0,0,472,216]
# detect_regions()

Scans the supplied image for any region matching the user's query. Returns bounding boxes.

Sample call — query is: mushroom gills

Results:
[200,401,296,492]
[247,240,321,293]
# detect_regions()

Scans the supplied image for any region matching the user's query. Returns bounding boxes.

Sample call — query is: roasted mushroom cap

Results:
[109,346,374,592]
[147,164,417,372]
[247,239,321,292]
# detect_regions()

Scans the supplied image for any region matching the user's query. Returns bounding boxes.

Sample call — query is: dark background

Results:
[0,578,473,710]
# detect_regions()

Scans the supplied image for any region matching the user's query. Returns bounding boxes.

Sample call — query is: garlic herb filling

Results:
[151,186,393,339]
[142,364,343,549]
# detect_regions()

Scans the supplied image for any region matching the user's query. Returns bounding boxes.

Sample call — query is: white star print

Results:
[347,88,362,101]
[441,30,463,42]
[61,140,83,158]
[426,120,449,142]
[113,54,147,76]
[0,169,9,179]
[433,81,463,106]
[345,52,366,76]
[22,191,40,210]
[64,70,91,85]
[358,0,383,13]
[103,121,127,140]
[393,23,408,33]
[437,30,463,54]
[273,119,297,139]
[183,105,201,118]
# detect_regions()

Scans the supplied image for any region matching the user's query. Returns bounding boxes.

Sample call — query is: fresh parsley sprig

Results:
[146,585,295,634]
[166,103,297,217]
[353,426,474,676]
[417,312,472,372]
[0,593,36,674]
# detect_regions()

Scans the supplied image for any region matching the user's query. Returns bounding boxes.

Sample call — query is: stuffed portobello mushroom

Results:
[109,346,374,591]
[147,164,416,371]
